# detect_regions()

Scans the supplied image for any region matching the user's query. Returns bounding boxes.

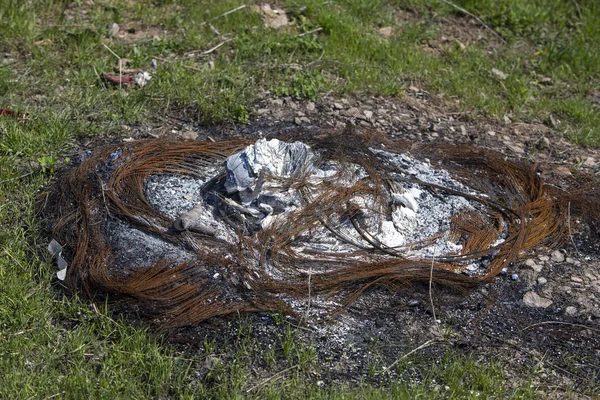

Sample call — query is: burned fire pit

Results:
[44,129,599,327]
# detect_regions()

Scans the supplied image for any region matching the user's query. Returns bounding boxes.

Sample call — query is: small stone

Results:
[537,277,547,285]
[583,157,597,167]
[346,107,360,117]
[486,130,496,136]
[511,274,519,281]
[300,117,310,124]
[539,136,551,149]
[294,117,302,125]
[408,299,419,306]
[551,250,565,263]
[525,258,543,272]
[271,98,284,107]
[503,115,511,124]
[491,68,508,80]
[555,166,572,177]
[256,108,269,116]
[523,292,553,308]
[570,276,583,283]
[378,26,393,39]
[206,60,215,70]
[333,102,344,110]
[509,144,526,154]
[408,85,420,93]
[363,110,373,120]
[500,267,508,275]
[181,131,198,141]
[204,356,221,369]
[565,306,577,316]
[108,23,120,38]
[306,101,315,111]
[460,125,467,136]
[538,255,550,262]
[540,76,553,85]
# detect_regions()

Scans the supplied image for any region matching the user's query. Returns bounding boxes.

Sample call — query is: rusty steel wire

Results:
[43,129,600,327]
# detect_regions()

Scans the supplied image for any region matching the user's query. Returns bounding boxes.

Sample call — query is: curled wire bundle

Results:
[44,129,599,327]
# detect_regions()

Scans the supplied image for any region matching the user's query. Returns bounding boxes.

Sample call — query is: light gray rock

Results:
[523,292,553,308]
[525,258,543,272]
[537,277,548,285]
[551,250,565,263]
[108,23,120,37]
[181,131,198,141]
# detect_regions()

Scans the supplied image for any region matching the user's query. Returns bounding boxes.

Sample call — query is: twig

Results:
[92,302,123,328]
[4,249,28,273]
[298,27,323,37]
[245,365,296,393]
[43,392,65,400]
[438,0,506,43]
[208,23,221,37]
[93,66,107,90]
[480,330,595,383]
[200,4,247,27]
[385,339,438,372]
[0,60,20,69]
[153,57,204,72]
[304,268,312,322]
[305,48,325,68]
[102,43,121,60]
[522,321,600,334]
[429,241,441,336]
[186,38,234,56]
[0,171,33,185]
[567,202,583,258]
[102,43,122,88]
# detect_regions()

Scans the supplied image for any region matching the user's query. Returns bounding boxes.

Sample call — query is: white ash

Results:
[101,138,513,324]
[144,172,235,242]
[145,174,207,220]
[372,148,476,194]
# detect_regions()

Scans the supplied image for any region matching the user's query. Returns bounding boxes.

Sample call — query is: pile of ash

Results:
[44,131,590,327]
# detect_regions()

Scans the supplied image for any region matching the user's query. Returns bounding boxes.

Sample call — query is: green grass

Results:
[1,0,599,397]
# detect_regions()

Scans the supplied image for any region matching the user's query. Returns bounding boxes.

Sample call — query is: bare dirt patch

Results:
[67,92,600,395]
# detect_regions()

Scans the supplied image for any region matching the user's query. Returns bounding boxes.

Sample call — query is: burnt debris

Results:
[42,129,600,327]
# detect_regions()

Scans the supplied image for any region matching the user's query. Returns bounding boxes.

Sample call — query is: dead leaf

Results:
[0,108,31,121]
[103,73,136,88]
